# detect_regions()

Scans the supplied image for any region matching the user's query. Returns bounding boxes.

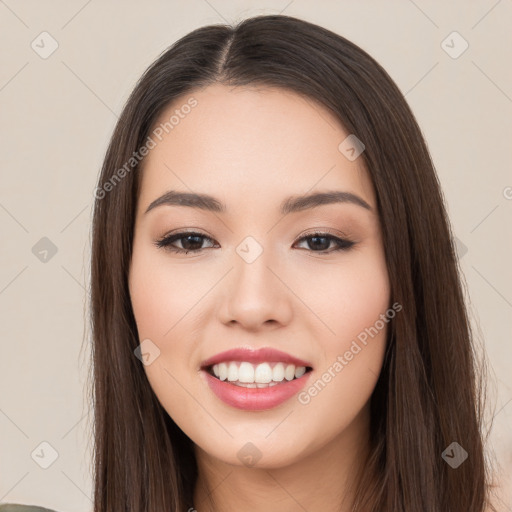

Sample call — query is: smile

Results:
[200,346,314,410]
[208,361,310,387]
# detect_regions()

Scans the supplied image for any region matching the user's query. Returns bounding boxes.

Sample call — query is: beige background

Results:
[1,1,511,511]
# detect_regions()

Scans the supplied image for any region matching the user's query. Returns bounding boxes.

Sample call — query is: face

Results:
[129,84,391,469]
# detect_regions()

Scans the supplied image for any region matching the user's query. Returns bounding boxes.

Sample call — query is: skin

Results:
[128,83,391,512]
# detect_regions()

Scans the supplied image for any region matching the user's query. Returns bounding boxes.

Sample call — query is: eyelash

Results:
[154,230,355,255]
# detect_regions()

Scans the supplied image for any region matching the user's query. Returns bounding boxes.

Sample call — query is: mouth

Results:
[203,361,314,388]
[199,347,314,410]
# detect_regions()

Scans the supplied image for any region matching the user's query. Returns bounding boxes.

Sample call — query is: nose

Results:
[218,248,293,331]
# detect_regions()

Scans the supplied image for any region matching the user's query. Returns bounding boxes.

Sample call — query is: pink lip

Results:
[200,347,313,411]
[200,347,313,369]
[202,370,312,411]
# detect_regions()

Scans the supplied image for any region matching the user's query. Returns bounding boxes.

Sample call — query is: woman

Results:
[3,13,496,512]
[90,13,496,512]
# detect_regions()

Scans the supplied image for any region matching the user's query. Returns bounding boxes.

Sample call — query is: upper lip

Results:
[200,347,313,369]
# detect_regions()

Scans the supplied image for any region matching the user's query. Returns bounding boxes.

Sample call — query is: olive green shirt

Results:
[0,505,59,512]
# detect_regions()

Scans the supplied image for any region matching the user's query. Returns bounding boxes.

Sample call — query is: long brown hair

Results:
[89,14,494,511]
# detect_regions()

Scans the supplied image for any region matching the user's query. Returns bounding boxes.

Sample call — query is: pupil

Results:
[310,236,329,251]
[183,235,202,250]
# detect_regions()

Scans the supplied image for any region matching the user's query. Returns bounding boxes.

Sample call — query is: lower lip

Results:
[202,370,312,411]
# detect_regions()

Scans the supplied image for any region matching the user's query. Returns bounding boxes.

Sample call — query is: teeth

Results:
[295,366,306,378]
[211,361,308,384]
[254,363,272,383]
[239,362,255,383]
[234,381,279,388]
[218,362,228,381]
[227,362,238,382]
[272,363,285,382]
[284,364,295,381]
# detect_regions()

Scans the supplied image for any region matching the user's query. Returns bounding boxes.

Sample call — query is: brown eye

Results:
[294,233,355,253]
[155,232,217,254]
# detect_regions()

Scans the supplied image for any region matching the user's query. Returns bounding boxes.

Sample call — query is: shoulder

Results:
[0,505,60,512]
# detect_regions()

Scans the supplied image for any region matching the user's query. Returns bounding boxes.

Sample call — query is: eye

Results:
[293,231,355,253]
[154,231,217,254]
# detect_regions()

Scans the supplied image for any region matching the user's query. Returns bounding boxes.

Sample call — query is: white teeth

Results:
[254,362,273,383]
[294,366,306,378]
[218,362,228,381]
[227,362,238,382]
[211,361,308,384]
[284,364,296,381]
[235,381,279,388]
[238,362,255,383]
[272,363,285,381]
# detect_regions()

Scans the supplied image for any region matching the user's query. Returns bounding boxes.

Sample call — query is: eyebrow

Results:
[144,189,372,215]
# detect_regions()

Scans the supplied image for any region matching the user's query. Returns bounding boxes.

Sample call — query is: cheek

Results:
[300,248,390,349]
[293,248,390,425]
[128,243,210,394]
[128,247,200,426]
[129,246,206,339]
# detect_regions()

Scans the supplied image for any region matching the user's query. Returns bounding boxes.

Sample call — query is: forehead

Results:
[137,84,375,214]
